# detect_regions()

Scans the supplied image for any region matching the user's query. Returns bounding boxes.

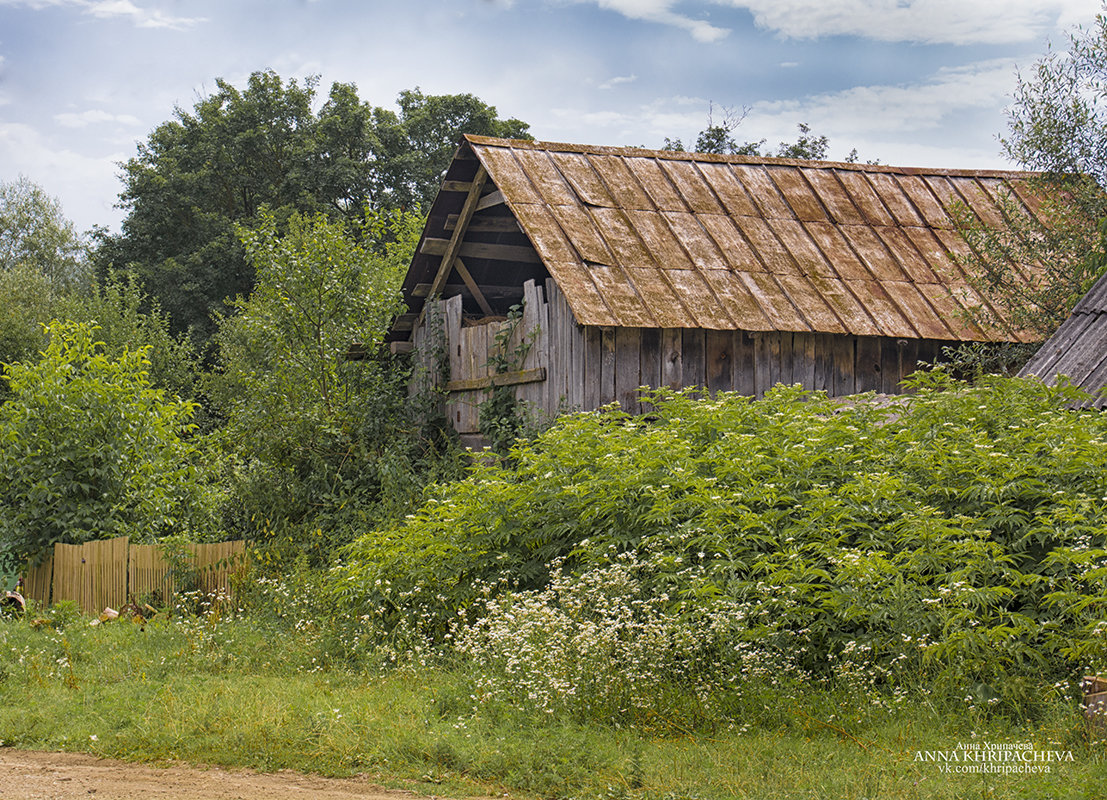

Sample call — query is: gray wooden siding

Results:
[413,277,946,437]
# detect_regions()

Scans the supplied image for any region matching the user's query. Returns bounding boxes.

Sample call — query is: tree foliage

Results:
[0,322,202,565]
[953,8,1107,346]
[663,109,837,160]
[212,209,409,461]
[0,266,63,373]
[95,71,529,342]
[0,176,88,288]
[209,209,454,560]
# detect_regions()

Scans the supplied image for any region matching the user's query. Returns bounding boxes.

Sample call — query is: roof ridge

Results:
[463,134,1042,179]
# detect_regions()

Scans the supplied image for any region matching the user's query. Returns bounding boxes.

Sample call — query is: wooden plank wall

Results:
[430,280,551,435]
[571,328,944,414]
[51,537,129,616]
[416,278,947,435]
[20,538,247,615]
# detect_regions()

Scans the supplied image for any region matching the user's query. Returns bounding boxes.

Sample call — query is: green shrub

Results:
[333,374,1107,710]
[0,321,207,564]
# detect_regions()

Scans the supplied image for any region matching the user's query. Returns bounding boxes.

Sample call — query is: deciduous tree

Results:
[0,176,88,287]
[953,8,1107,346]
[95,71,529,342]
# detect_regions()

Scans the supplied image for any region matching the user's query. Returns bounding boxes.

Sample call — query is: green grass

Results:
[1,610,1105,800]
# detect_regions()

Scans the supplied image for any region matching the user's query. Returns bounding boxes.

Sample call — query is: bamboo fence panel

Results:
[21,537,247,615]
[193,540,248,594]
[51,538,130,614]
[127,543,173,604]
[22,553,54,607]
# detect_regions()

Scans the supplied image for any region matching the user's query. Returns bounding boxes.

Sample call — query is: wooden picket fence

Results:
[21,537,247,615]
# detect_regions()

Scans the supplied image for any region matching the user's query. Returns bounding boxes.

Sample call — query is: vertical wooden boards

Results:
[583,326,604,410]
[900,338,921,385]
[639,327,661,410]
[733,331,756,396]
[545,278,569,415]
[194,540,248,595]
[682,329,706,392]
[444,295,463,431]
[793,332,817,391]
[52,543,87,611]
[705,329,732,396]
[96,536,129,616]
[812,334,833,393]
[548,277,588,414]
[833,336,856,396]
[600,327,617,406]
[855,336,882,393]
[568,311,586,412]
[615,326,642,412]
[660,328,683,389]
[779,332,794,388]
[753,333,771,398]
[24,537,250,614]
[544,278,560,415]
[880,337,902,394]
[49,537,129,615]
[519,280,548,409]
[128,543,170,603]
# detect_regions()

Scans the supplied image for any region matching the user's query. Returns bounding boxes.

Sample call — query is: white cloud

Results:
[563,0,1095,44]
[547,58,1019,164]
[0,0,204,30]
[0,121,124,232]
[745,58,1016,137]
[597,74,638,89]
[54,108,141,128]
[570,0,729,42]
[728,0,1092,45]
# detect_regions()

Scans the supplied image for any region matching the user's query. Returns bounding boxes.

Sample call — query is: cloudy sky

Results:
[0,0,1099,234]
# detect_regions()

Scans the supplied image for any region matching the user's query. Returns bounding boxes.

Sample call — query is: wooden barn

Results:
[386,135,1045,439]
[1019,271,1107,408]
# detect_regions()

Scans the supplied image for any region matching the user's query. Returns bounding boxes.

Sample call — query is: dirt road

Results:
[0,750,451,800]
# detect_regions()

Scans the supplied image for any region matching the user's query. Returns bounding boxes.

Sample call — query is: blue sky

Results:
[0,0,1098,233]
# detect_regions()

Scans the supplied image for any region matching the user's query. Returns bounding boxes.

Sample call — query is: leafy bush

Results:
[333,374,1107,710]
[0,321,207,564]
[209,208,461,561]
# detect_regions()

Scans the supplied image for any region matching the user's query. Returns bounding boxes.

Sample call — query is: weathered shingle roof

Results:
[403,136,1050,342]
[1019,272,1107,407]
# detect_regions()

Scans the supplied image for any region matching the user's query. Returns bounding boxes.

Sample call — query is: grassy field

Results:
[1,603,1104,800]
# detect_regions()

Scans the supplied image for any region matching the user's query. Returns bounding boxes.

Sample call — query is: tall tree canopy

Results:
[95,70,529,342]
[954,8,1107,346]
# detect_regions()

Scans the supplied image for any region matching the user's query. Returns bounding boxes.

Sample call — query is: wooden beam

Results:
[441,180,474,192]
[419,238,541,264]
[412,166,490,340]
[392,313,418,332]
[453,258,495,316]
[389,341,414,355]
[412,282,525,300]
[475,189,505,211]
[445,215,520,233]
[446,367,546,393]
